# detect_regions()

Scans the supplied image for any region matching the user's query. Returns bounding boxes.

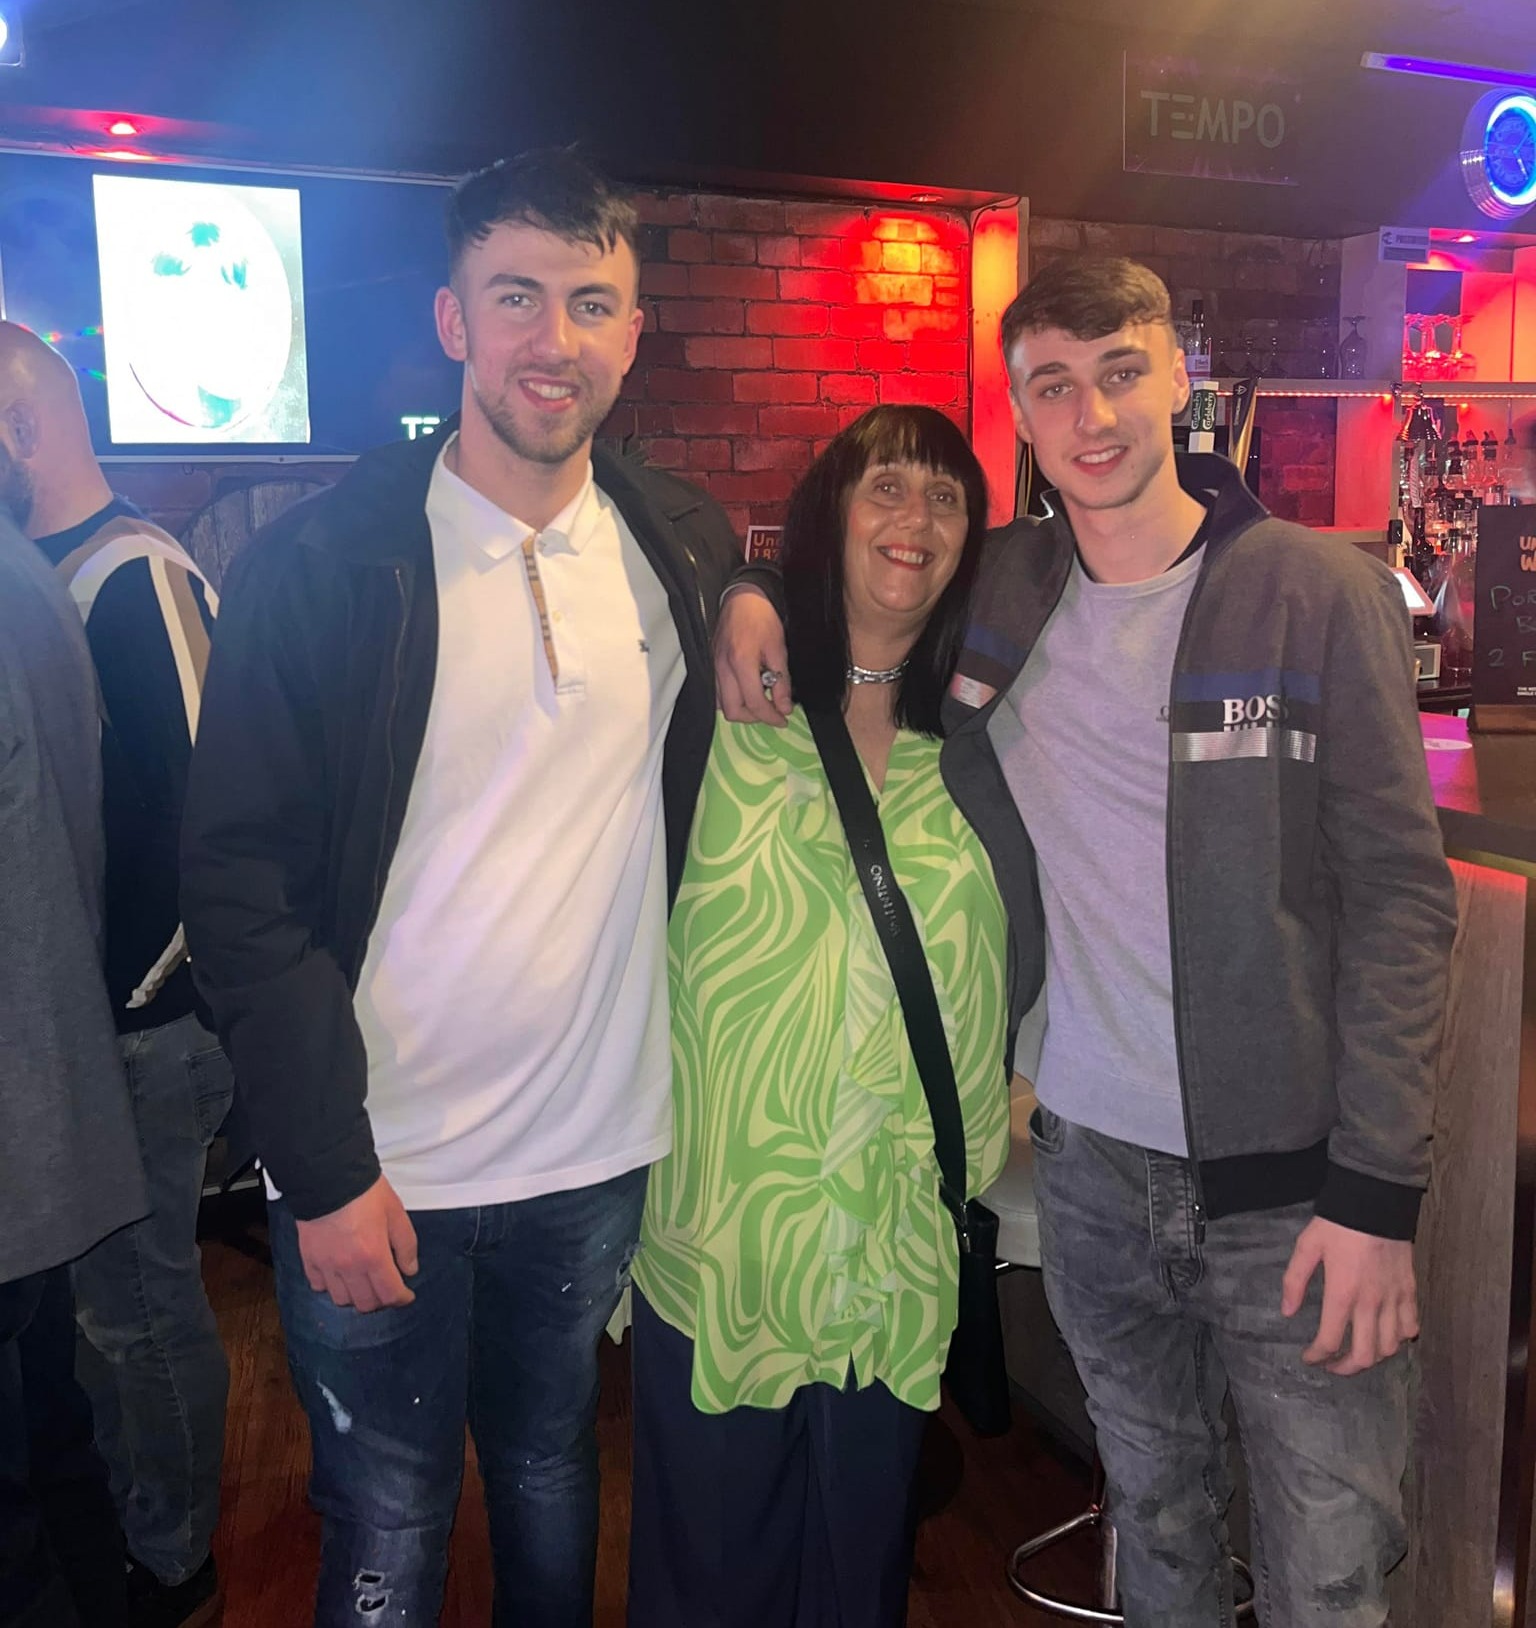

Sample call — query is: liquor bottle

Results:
[1185,300,1212,379]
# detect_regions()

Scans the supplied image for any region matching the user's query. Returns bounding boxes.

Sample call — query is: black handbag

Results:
[806,705,1012,1437]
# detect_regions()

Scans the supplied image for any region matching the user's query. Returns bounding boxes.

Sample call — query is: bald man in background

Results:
[0,324,229,1628]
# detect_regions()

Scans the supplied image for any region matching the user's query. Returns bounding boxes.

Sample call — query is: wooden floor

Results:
[204,1216,1096,1626]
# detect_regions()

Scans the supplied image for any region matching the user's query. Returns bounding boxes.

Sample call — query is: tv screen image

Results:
[93,173,310,445]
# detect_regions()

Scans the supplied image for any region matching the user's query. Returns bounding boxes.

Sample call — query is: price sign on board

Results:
[1472,506,1536,732]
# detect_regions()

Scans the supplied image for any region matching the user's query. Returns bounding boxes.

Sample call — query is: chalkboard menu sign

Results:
[1472,506,1536,733]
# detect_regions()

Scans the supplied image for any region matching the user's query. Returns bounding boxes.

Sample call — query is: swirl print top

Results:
[635,711,1009,1414]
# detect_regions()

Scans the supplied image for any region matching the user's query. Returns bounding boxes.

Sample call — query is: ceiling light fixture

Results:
[910,191,942,205]
[107,118,139,137]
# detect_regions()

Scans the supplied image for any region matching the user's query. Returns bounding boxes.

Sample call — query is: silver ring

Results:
[760,668,782,691]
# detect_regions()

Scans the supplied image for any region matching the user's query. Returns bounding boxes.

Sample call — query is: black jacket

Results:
[181,430,741,1219]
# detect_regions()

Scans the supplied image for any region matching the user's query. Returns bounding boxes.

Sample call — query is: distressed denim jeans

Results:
[269,1165,647,1628]
[72,1012,233,1586]
[1029,1106,1412,1628]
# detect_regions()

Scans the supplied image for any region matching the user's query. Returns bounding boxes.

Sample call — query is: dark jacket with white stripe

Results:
[939,453,1458,1241]
[180,428,742,1221]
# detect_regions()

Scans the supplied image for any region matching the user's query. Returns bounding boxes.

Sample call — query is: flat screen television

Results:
[0,153,461,458]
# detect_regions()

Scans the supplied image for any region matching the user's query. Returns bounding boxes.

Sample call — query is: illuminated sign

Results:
[401,415,442,440]
[1124,54,1301,187]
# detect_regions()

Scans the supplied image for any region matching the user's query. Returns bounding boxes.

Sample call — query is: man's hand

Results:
[1281,1215,1418,1376]
[296,1175,419,1313]
[715,586,792,725]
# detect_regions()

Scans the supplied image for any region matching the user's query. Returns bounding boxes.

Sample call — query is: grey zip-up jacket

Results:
[939,454,1457,1241]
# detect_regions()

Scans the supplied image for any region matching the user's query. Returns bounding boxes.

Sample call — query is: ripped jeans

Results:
[1029,1107,1412,1628]
[268,1165,647,1628]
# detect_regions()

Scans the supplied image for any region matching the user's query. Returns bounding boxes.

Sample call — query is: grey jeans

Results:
[1030,1105,1411,1628]
[72,1013,233,1586]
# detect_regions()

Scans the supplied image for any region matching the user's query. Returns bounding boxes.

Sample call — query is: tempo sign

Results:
[1124,54,1301,187]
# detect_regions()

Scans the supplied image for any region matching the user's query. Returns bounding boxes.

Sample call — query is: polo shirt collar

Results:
[433,436,599,563]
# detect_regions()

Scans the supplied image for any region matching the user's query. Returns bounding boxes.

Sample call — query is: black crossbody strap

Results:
[805,705,971,1236]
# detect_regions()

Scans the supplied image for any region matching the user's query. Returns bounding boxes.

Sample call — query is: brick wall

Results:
[601,193,973,536]
[1030,218,1342,526]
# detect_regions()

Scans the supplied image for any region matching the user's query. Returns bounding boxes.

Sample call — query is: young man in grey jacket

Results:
[0,511,147,1628]
[717,258,1457,1627]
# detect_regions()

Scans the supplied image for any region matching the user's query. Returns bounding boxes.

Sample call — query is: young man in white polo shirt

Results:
[181,150,741,1627]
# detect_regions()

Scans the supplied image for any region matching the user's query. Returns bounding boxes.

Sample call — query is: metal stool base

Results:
[1008,1505,1256,1623]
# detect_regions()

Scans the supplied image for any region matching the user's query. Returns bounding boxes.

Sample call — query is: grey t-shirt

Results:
[989,545,1204,1155]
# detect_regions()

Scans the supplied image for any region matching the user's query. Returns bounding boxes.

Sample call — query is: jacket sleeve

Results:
[1313,561,1458,1240]
[180,541,380,1220]
[727,558,786,619]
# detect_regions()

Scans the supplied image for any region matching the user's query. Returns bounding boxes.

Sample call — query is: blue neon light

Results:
[1484,94,1536,208]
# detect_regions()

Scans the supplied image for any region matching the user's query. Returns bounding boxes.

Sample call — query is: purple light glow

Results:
[1361,53,1536,93]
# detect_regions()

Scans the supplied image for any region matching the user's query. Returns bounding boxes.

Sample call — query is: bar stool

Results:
[985,1094,1255,1623]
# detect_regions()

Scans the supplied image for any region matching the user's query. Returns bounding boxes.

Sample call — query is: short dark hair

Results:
[446,147,641,281]
[1000,256,1173,364]
[782,406,988,737]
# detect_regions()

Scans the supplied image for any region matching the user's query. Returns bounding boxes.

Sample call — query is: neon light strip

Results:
[1361,53,1536,93]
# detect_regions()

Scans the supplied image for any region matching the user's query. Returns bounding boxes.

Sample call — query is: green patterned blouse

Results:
[635,711,1009,1415]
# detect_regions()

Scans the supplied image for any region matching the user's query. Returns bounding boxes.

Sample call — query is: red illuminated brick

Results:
[712,233,758,264]
[759,405,842,438]
[696,197,786,233]
[921,245,961,276]
[635,332,687,368]
[785,202,867,237]
[881,242,922,273]
[778,269,854,304]
[643,437,687,468]
[906,340,967,372]
[733,437,812,472]
[830,306,886,339]
[687,438,733,471]
[646,369,738,403]
[821,374,878,405]
[872,217,939,244]
[689,265,779,300]
[684,336,774,370]
[879,373,961,407]
[635,194,693,226]
[883,306,964,340]
[734,372,821,404]
[668,229,713,263]
[772,337,858,371]
[756,235,801,267]
[857,340,907,371]
[711,471,799,503]
[746,303,830,336]
[640,263,691,298]
[656,300,746,334]
[800,237,883,271]
[633,405,676,436]
[852,273,933,307]
[673,404,759,435]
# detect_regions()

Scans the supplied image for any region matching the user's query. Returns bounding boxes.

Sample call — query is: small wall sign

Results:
[1123,54,1301,187]
[1472,506,1536,732]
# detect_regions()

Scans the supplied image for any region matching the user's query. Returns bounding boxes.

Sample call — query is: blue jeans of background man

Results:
[72,1012,233,1587]
[268,1164,647,1628]
[1029,1106,1412,1628]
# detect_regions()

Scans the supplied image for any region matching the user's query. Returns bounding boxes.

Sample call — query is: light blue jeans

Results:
[1030,1105,1412,1628]
[72,1012,233,1586]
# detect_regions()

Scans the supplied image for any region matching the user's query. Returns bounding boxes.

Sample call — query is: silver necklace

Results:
[847,659,909,685]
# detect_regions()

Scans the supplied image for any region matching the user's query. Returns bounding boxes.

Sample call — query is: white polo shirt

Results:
[351,441,686,1209]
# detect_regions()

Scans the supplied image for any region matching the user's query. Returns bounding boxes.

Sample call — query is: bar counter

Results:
[1391,716,1536,1628]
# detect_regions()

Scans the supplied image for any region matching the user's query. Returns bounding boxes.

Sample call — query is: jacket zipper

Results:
[363,564,410,968]
[1165,566,1208,1244]
[678,540,710,653]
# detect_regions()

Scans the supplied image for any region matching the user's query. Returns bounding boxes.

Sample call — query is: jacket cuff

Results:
[727,562,785,617]
[271,1137,383,1222]
[1314,1161,1423,1241]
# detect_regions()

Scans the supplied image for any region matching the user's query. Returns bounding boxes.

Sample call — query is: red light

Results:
[106,118,139,137]
[89,148,157,163]
[1456,233,1477,244]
